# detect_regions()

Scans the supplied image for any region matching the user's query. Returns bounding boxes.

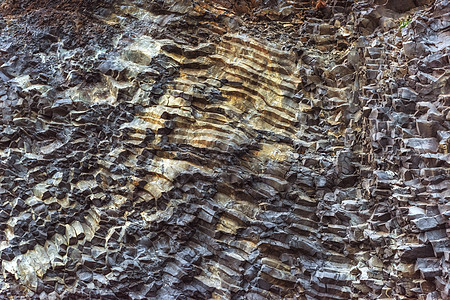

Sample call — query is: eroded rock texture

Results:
[0,0,449,299]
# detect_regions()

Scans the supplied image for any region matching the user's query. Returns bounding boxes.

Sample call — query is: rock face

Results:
[0,0,449,299]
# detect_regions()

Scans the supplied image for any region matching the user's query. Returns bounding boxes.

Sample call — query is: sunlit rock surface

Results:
[0,0,449,299]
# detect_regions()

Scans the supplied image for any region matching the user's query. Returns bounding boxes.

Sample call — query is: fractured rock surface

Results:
[0,0,449,299]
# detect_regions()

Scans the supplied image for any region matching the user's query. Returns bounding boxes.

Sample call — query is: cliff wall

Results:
[0,0,449,299]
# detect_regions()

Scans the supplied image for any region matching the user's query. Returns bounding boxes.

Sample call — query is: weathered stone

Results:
[399,244,435,261]
[384,0,423,12]
[415,258,442,279]
[404,138,439,153]
[416,120,438,137]
[413,215,446,231]
[0,0,448,299]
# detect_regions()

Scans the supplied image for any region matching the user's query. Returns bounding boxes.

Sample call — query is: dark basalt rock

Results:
[0,0,449,299]
[383,0,434,13]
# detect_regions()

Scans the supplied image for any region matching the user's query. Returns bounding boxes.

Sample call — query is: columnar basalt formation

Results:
[0,0,448,299]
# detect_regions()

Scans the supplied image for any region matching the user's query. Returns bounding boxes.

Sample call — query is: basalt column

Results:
[0,0,448,299]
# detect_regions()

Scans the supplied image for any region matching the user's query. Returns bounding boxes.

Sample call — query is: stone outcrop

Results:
[0,0,448,299]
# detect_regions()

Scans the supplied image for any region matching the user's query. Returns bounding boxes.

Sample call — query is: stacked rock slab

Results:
[352,0,450,298]
[0,0,448,299]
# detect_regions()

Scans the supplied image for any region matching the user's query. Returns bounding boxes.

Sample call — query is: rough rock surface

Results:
[0,0,449,299]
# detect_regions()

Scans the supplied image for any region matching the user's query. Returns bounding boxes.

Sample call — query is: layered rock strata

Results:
[0,0,448,299]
